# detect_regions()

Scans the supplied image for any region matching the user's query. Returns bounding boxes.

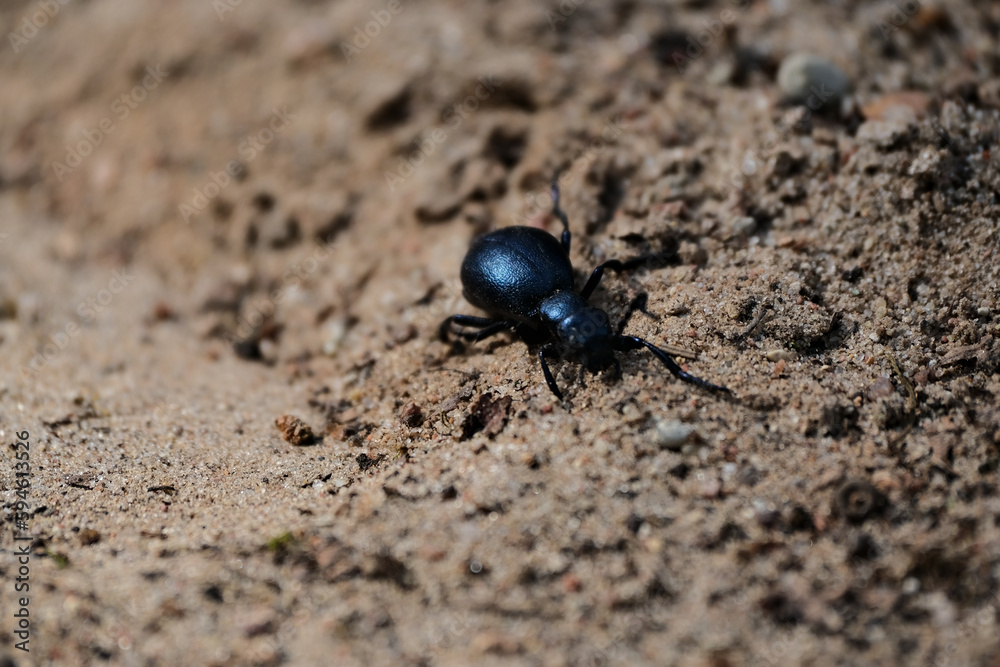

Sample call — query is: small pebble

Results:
[868,376,895,399]
[730,216,757,237]
[707,60,735,86]
[322,318,348,356]
[777,53,850,109]
[653,419,696,451]
[862,91,930,121]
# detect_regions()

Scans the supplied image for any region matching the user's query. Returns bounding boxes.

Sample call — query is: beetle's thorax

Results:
[539,291,612,353]
[538,291,585,326]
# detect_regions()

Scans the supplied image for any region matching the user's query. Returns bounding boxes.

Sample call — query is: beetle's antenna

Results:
[613,335,731,394]
[550,177,571,250]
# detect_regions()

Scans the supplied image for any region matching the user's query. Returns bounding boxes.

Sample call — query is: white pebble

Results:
[653,419,697,451]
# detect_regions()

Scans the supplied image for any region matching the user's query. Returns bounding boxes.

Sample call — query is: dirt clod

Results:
[461,392,513,440]
[274,414,318,446]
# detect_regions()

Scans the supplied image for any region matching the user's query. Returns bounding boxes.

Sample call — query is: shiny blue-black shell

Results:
[460,226,575,323]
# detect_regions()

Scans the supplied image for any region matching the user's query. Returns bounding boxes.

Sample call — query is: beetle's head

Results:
[557,307,613,362]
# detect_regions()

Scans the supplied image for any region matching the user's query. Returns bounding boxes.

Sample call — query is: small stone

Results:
[764,349,797,362]
[867,376,895,399]
[79,528,101,546]
[707,60,735,86]
[275,414,318,446]
[730,216,757,237]
[862,91,930,121]
[151,301,176,322]
[777,53,850,109]
[322,318,348,356]
[653,419,696,451]
[240,606,278,638]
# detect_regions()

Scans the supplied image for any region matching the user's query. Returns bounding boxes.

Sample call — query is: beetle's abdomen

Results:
[460,227,575,322]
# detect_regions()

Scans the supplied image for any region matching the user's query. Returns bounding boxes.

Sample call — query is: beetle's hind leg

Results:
[613,335,731,394]
[438,315,514,343]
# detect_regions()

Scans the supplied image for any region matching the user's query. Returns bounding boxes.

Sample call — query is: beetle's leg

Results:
[577,363,587,389]
[439,315,512,342]
[613,335,731,394]
[580,258,645,301]
[581,260,620,301]
[616,293,658,335]
[581,252,677,302]
[538,343,564,400]
[551,180,571,252]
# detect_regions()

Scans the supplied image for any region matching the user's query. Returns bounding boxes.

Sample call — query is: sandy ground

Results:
[2,0,1000,665]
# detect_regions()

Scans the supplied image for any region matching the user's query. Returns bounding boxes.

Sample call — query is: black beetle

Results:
[439,181,731,400]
